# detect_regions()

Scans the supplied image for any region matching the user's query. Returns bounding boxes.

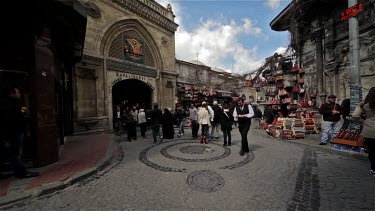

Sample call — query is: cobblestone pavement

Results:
[5,124,375,211]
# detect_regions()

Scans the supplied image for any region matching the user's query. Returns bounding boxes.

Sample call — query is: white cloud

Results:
[156,0,269,74]
[265,0,282,9]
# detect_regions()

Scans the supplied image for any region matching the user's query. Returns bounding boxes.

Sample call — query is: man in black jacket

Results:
[319,95,343,145]
[233,97,254,156]
[150,103,163,143]
[0,86,39,178]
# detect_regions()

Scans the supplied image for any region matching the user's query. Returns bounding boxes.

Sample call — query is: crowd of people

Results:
[114,98,258,156]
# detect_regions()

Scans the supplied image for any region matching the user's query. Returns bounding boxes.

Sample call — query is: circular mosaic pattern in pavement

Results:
[187,170,225,192]
[179,145,209,154]
[160,141,231,162]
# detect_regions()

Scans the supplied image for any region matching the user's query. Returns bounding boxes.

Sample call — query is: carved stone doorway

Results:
[112,79,152,126]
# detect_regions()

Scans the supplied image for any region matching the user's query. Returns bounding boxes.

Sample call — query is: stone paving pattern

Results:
[4,123,375,211]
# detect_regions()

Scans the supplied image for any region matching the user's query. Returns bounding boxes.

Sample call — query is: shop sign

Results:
[112,72,154,89]
[341,3,363,21]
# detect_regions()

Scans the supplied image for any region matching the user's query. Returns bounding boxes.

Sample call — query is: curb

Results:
[251,129,368,160]
[0,135,120,209]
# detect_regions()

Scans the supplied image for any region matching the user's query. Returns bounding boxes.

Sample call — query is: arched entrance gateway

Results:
[112,79,153,111]
[73,2,178,134]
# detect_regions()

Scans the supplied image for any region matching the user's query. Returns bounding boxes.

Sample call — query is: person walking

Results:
[189,104,198,139]
[318,95,343,145]
[221,104,234,146]
[150,103,163,143]
[0,86,39,178]
[176,105,186,137]
[124,108,137,142]
[352,87,375,176]
[114,106,122,133]
[253,105,263,129]
[233,97,254,156]
[162,108,175,139]
[138,108,147,138]
[198,102,210,144]
[211,101,222,139]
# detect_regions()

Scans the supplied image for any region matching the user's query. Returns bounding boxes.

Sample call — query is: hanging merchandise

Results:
[299,68,305,74]
[275,75,283,81]
[267,76,276,83]
[292,85,300,93]
[298,93,309,108]
[276,81,284,88]
[278,89,288,97]
[291,63,299,73]
[273,70,283,76]
[283,97,292,104]
[298,74,304,84]
[248,78,253,87]
[299,86,305,93]
[260,79,268,87]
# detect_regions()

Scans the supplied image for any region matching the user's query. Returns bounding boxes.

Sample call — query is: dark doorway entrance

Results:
[112,79,152,111]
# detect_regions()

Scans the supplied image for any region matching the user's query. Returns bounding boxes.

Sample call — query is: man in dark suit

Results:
[233,97,254,156]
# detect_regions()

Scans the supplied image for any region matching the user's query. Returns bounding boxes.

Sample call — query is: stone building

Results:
[74,0,178,134]
[0,0,87,166]
[270,0,375,105]
[175,60,242,107]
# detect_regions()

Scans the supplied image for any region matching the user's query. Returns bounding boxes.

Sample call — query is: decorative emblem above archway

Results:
[124,37,144,62]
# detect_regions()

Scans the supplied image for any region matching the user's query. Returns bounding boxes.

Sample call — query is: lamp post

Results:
[348,0,362,130]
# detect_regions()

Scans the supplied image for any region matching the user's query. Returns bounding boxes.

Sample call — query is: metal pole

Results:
[348,0,362,130]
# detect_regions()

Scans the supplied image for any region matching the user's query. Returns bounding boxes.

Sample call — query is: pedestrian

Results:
[189,103,198,139]
[263,106,274,124]
[150,103,163,143]
[0,85,39,178]
[162,108,175,139]
[125,108,137,142]
[138,108,147,138]
[341,98,350,130]
[233,97,254,156]
[221,104,234,146]
[253,105,263,129]
[198,102,210,144]
[114,106,122,132]
[352,87,375,176]
[176,104,186,137]
[211,101,222,139]
[203,101,214,141]
[318,95,343,145]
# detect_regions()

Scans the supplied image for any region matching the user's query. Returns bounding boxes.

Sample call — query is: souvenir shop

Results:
[257,63,323,140]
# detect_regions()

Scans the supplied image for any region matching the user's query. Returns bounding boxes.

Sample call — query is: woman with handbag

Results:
[352,87,375,176]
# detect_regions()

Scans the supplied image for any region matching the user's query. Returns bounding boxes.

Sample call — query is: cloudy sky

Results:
[156,0,291,74]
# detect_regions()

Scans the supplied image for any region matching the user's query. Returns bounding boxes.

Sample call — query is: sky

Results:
[155,0,291,74]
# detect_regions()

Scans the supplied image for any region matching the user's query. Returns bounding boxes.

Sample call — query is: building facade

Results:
[74,0,178,134]
[271,0,375,105]
[175,60,242,108]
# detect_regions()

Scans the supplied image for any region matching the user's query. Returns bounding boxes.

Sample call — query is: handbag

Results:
[292,86,300,93]
[248,79,253,87]
[278,89,288,97]
[273,70,283,76]
[260,80,268,87]
[291,64,299,73]
[284,97,292,104]
[299,88,305,93]
[276,81,284,88]
[275,75,283,81]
